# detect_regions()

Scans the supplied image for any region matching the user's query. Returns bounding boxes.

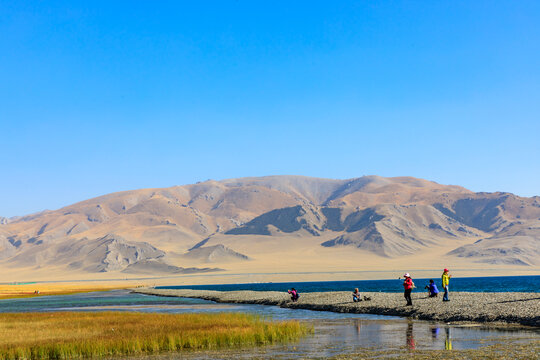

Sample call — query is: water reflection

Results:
[354,319,362,338]
[406,321,416,350]
[293,317,536,355]
[150,319,539,360]
[338,319,536,352]
[430,326,452,350]
[445,327,453,350]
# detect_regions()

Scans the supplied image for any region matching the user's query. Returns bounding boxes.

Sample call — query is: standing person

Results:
[403,273,414,306]
[442,268,451,302]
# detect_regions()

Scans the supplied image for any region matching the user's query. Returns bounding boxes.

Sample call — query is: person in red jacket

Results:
[403,273,415,306]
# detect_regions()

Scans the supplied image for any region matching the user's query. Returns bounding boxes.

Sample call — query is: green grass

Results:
[0,312,310,359]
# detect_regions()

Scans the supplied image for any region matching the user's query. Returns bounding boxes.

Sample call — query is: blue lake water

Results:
[0,290,390,320]
[158,275,540,293]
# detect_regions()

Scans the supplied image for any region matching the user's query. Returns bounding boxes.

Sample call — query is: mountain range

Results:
[1,175,539,279]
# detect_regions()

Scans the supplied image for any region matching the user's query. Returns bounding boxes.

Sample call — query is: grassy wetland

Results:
[0,312,310,359]
[0,282,138,300]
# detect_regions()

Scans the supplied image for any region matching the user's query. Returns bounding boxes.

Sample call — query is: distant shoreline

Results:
[2,269,539,286]
[2,274,539,299]
[134,288,540,328]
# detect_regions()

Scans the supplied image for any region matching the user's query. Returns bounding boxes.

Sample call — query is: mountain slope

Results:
[1,175,538,275]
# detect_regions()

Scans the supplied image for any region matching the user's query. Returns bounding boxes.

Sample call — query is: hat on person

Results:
[444,268,449,272]
[404,273,410,278]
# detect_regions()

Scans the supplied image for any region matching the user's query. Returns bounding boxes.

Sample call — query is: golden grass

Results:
[0,288,121,300]
[0,312,310,359]
[0,283,139,299]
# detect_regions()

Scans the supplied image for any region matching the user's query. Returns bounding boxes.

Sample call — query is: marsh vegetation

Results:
[0,312,309,359]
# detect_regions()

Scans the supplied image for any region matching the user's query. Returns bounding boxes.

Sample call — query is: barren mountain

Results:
[183,244,250,263]
[1,175,539,278]
[448,220,540,266]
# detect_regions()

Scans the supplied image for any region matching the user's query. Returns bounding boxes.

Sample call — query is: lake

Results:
[158,275,540,293]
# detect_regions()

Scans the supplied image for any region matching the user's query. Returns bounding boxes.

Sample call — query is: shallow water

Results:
[1,290,538,358]
[0,290,392,320]
[138,319,540,359]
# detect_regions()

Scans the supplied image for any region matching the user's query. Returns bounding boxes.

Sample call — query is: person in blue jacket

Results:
[425,279,439,297]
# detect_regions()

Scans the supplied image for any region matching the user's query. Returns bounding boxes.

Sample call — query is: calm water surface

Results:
[159,275,540,293]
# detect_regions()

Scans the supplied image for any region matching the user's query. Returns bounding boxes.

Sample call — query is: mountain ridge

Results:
[1,175,539,276]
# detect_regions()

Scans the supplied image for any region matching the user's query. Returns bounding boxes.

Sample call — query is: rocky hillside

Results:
[1,175,539,274]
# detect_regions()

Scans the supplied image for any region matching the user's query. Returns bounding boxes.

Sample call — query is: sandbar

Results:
[134,288,540,327]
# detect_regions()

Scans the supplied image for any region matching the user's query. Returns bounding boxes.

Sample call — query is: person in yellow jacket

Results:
[442,268,451,301]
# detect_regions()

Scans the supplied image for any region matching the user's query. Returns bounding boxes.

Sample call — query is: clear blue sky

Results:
[1,1,539,217]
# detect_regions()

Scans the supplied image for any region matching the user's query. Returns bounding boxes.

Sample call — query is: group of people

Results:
[402,268,452,306]
[286,268,452,306]
[288,287,371,303]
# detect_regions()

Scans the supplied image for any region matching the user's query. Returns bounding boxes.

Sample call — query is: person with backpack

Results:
[288,288,299,302]
[403,273,415,306]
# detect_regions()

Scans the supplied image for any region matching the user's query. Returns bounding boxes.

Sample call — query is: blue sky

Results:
[1,1,539,216]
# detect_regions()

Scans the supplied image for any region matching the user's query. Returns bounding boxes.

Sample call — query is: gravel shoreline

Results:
[134,288,540,327]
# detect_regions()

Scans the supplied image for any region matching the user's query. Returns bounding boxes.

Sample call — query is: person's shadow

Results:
[491,297,540,304]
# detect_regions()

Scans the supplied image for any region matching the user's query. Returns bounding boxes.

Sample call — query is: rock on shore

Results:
[134,288,540,327]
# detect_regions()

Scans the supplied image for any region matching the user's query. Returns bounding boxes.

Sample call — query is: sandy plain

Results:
[1,232,538,299]
[1,230,539,289]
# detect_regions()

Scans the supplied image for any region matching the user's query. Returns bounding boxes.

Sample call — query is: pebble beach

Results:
[134,288,540,327]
